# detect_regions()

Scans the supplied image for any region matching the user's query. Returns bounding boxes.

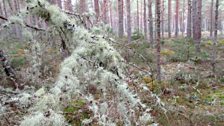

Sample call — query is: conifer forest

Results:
[1,0,224,125]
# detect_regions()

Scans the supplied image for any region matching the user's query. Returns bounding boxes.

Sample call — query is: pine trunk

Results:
[126,0,131,43]
[187,0,192,38]
[168,0,171,38]
[161,0,164,38]
[94,0,100,22]
[214,0,219,39]
[118,0,124,37]
[137,0,139,32]
[156,0,161,82]
[143,0,147,39]
[210,0,214,37]
[193,0,202,53]
[102,0,108,23]
[175,0,179,37]
[148,0,153,44]
[79,0,86,14]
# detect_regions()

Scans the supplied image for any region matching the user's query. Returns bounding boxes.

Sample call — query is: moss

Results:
[63,99,91,125]
[11,57,26,68]
[201,87,224,106]
[218,39,224,46]
[161,49,175,56]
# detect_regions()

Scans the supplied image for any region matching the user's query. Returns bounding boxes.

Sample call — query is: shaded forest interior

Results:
[0,0,224,126]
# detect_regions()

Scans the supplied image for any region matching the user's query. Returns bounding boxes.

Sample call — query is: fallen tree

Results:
[1,0,157,125]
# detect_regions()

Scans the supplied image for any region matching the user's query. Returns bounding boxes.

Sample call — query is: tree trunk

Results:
[175,0,179,37]
[211,0,219,74]
[161,0,164,38]
[64,0,73,12]
[118,0,124,37]
[79,0,86,14]
[2,0,8,18]
[126,0,131,43]
[0,2,3,16]
[148,0,153,44]
[187,0,192,38]
[181,0,186,36]
[210,0,214,37]
[102,0,108,23]
[48,0,57,4]
[137,0,139,32]
[214,0,219,39]
[156,0,161,82]
[94,0,100,22]
[168,0,171,38]
[109,1,113,28]
[143,0,147,39]
[57,0,62,9]
[193,0,202,53]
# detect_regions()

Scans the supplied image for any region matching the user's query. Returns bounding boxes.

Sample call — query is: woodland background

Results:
[0,0,224,126]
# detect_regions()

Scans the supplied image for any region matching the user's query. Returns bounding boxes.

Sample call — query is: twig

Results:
[128,63,151,76]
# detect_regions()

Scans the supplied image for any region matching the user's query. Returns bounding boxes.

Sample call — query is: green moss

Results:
[218,39,224,46]
[63,99,91,125]
[11,57,26,68]
[201,87,224,106]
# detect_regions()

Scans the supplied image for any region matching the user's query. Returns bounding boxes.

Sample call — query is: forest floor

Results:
[116,36,224,126]
[0,36,224,125]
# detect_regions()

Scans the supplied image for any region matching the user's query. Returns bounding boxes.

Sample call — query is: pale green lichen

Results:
[19,93,32,107]
[18,0,155,125]
[20,110,67,126]
[8,16,25,26]
[31,93,61,112]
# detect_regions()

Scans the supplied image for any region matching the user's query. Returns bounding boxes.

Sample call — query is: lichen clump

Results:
[19,0,154,125]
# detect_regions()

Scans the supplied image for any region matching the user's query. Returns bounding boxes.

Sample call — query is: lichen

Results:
[20,110,67,126]
[17,0,155,125]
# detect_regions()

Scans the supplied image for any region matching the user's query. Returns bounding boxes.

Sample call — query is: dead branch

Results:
[0,50,19,89]
[0,15,45,31]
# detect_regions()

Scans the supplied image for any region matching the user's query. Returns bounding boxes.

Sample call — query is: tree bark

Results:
[193,0,202,53]
[214,0,219,39]
[210,0,214,37]
[187,0,192,38]
[109,1,113,27]
[181,0,186,36]
[2,0,8,18]
[126,0,131,43]
[148,0,153,44]
[156,0,161,82]
[118,0,124,37]
[94,0,100,22]
[175,0,179,37]
[137,0,139,32]
[211,0,219,74]
[143,0,147,39]
[168,0,171,38]
[65,0,72,12]
[57,0,62,9]
[102,0,108,23]
[161,0,164,38]
[0,1,3,24]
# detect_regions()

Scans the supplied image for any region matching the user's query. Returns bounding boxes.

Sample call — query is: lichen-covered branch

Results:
[16,0,156,125]
[0,15,45,31]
